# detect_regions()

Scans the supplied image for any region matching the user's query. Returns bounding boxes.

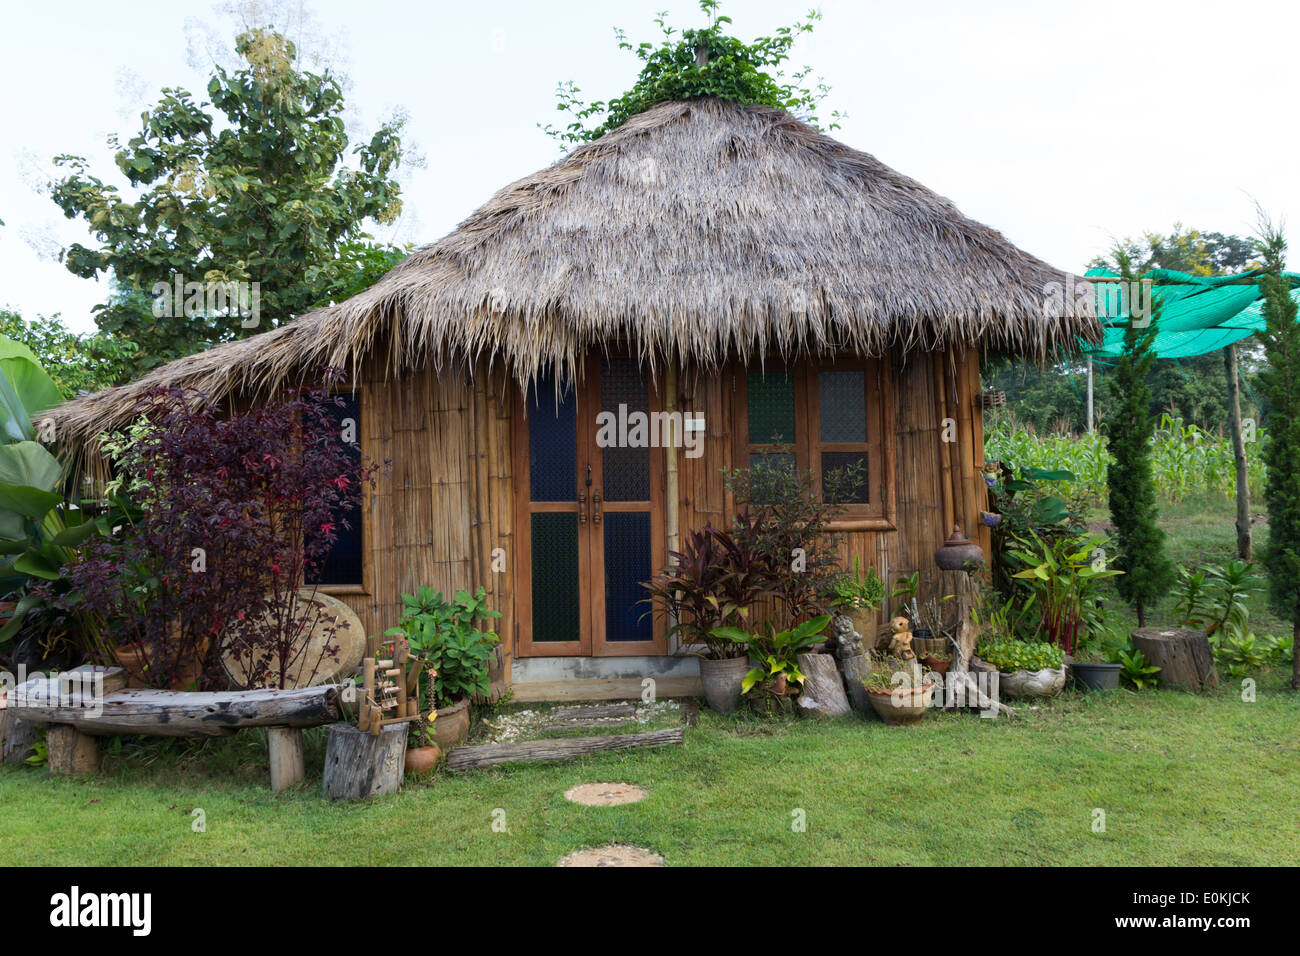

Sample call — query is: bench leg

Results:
[47,724,99,776]
[267,727,305,791]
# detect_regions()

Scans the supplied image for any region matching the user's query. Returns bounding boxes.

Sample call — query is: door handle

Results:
[593,490,601,524]
[578,492,586,523]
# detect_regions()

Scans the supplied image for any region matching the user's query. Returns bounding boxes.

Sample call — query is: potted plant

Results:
[386,585,500,748]
[642,522,775,714]
[975,637,1066,698]
[826,557,884,650]
[862,654,933,725]
[1070,627,1123,691]
[710,615,831,717]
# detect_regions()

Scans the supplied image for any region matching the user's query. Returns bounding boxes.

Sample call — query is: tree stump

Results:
[267,727,305,791]
[1,710,39,764]
[795,653,850,717]
[1131,627,1219,692]
[322,722,406,800]
[840,654,872,712]
[46,724,99,776]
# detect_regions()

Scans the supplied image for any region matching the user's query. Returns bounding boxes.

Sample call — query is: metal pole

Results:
[1086,356,1094,432]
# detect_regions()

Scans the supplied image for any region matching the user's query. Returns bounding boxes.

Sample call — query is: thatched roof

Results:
[51,97,1096,445]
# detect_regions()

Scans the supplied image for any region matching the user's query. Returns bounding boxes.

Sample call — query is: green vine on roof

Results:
[542,1,843,148]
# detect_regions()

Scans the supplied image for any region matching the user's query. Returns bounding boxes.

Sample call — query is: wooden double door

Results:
[513,356,667,657]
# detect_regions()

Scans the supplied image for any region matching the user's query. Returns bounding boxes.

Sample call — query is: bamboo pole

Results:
[664,360,680,556]
[933,351,956,537]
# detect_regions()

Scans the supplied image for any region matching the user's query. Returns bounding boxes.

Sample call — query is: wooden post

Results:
[933,352,956,538]
[0,710,39,764]
[1224,344,1252,560]
[46,724,99,776]
[795,653,850,717]
[664,360,680,557]
[267,727,305,791]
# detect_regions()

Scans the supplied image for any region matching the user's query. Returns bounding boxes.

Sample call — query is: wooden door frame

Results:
[511,357,668,658]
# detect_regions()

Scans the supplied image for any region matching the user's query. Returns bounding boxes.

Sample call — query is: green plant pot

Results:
[1071,661,1121,691]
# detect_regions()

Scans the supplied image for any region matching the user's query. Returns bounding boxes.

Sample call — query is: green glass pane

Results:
[747,372,795,444]
[819,370,867,443]
[531,512,579,643]
[822,451,869,503]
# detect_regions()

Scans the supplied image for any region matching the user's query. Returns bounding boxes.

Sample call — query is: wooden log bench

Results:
[3,665,342,790]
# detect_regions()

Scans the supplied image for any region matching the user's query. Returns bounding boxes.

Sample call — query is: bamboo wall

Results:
[333,345,988,679]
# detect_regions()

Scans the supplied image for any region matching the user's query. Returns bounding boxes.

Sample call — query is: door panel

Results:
[514,357,666,658]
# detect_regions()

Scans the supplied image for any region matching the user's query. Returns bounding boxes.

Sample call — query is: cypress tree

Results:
[1254,224,1300,690]
[1104,254,1174,625]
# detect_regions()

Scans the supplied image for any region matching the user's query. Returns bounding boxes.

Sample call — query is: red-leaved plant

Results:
[48,375,380,689]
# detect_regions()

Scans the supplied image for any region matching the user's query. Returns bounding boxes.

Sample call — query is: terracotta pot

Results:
[113,635,211,689]
[921,656,951,675]
[866,682,934,726]
[432,697,471,748]
[748,682,796,717]
[404,744,442,775]
[698,655,751,714]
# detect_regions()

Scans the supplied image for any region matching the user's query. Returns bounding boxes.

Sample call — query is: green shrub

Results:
[976,638,1064,673]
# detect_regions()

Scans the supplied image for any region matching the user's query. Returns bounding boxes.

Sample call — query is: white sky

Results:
[1,0,1296,335]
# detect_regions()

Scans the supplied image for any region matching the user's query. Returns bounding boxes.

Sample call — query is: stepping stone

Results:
[554,703,636,720]
[564,782,648,806]
[557,844,663,867]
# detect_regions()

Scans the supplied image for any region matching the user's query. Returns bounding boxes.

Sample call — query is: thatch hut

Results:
[50,98,1097,699]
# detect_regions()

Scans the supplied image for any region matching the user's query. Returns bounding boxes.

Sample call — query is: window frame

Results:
[732,358,895,531]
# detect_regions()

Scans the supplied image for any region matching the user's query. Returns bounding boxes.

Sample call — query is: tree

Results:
[0,310,138,398]
[50,27,407,377]
[1253,222,1300,689]
[543,0,841,147]
[1104,253,1175,625]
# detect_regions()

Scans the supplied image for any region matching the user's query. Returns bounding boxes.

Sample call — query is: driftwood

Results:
[11,682,342,737]
[796,653,850,717]
[446,727,684,771]
[322,722,406,800]
[1131,627,1219,692]
[840,654,872,712]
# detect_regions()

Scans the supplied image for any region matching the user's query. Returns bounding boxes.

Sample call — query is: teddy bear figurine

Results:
[887,615,916,661]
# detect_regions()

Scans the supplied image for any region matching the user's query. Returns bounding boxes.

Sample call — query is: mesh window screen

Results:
[531,512,580,642]
[600,358,650,502]
[822,451,869,503]
[604,512,653,642]
[528,374,576,501]
[818,370,867,443]
[747,372,795,444]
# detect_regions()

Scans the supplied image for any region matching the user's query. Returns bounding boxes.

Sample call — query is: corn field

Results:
[984,415,1265,502]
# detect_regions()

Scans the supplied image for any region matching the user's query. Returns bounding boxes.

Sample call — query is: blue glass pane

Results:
[528,373,576,501]
[604,512,652,642]
[601,358,650,502]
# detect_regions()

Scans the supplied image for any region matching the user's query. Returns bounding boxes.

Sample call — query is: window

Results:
[306,391,365,588]
[733,360,892,527]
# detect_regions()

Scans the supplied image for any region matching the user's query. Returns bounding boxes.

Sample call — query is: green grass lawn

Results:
[2,492,1295,867]
[2,675,1297,866]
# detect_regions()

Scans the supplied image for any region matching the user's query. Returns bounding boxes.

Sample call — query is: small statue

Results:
[887,615,916,661]
[831,615,863,659]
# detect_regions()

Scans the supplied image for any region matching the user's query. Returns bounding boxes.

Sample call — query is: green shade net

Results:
[1081,268,1300,359]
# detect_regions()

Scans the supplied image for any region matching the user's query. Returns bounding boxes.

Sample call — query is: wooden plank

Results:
[12,684,342,737]
[553,703,636,720]
[542,717,637,732]
[445,727,684,771]
[509,676,702,702]
[267,726,305,791]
